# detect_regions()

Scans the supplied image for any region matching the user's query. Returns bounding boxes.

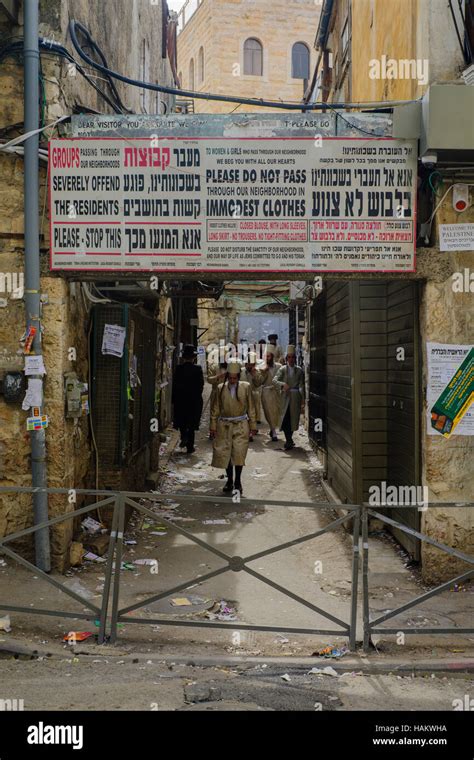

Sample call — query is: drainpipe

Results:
[24,0,50,571]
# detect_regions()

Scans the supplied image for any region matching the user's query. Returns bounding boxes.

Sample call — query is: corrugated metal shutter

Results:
[386,281,421,558]
[357,282,389,503]
[309,290,327,451]
[326,282,353,503]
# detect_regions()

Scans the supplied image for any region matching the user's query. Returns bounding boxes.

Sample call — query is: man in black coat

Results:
[172,344,204,454]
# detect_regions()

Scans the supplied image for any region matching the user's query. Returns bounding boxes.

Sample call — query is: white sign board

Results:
[439,223,474,252]
[49,137,416,273]
[426,342,474,436]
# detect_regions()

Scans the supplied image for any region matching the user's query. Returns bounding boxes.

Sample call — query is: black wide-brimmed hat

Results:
[182,344,197,359]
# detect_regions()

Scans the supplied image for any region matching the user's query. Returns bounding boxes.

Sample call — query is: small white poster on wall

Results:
[439,223,474,252]
[426,343,474,435]
[102,324,126,357]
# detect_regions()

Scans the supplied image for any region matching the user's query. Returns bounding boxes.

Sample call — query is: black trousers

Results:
[180,426,195,451]
[281,407,293,444]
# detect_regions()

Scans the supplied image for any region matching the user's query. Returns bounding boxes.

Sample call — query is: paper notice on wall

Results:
[427,343,474,435]
[197,346,206,370]
[439,223,474,252]
[22,378,43,410]
[26,414,48,431]
[24,355,46,376]
[101,324,126,357]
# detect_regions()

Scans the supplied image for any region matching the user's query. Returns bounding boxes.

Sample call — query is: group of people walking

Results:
[172,337,305,494]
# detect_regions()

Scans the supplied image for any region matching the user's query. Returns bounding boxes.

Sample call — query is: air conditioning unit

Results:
[461,64,474,86]
[420,84,474,158]
[289,281,307,302]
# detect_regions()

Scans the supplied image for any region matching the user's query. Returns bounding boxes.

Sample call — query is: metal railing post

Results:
[362,506,370,653]
[97,495,120,645]
[349,507,360,650]
[109,494,125,644]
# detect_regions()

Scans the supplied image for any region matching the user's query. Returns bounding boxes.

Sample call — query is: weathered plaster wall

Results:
[350,0,465,104]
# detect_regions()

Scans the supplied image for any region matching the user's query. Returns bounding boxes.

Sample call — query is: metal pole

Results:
[349,508,360,651]
[109,494,125,644]
[24,0,50,571]
[97,495,120,645]
[362,506,370,653]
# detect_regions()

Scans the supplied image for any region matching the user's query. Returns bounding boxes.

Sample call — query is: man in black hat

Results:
[267,334,283,363]
[172,345,204,454]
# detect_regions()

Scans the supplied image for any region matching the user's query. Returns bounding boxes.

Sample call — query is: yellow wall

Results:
[351,0,419,102]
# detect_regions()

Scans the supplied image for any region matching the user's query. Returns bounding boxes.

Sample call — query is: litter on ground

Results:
[171,597,193,606]
[308,666,339,677]
[314,645,349,659]
[81,517,104,534]
[206,600,237,622]
[83,551,107,563]
[63,631,93,643]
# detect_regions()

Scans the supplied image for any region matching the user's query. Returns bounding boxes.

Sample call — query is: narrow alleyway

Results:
[1,385,472,661]
[114,383,354,656]
[0,387,472,713]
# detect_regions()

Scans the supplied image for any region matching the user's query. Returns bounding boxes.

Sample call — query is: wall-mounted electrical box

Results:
[421,84,474,158]
[65,372,83,418]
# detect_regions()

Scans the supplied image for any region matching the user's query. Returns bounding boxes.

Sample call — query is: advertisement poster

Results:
[426,343,474,436]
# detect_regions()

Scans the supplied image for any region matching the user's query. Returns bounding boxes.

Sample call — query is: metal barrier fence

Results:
[0,487,472,651]
[361,503,474,652]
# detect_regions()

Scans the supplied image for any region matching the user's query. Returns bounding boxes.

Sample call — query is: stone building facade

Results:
[177,0,319,113]
[305,0,474,582]
[0,0,176,569]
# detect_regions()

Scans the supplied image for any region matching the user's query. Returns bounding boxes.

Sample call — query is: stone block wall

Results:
[0,0,175,570]
[178,0,318,114]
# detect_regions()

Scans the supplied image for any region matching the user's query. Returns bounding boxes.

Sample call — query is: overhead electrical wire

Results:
[0,37,127,114]
[68,20,420,115]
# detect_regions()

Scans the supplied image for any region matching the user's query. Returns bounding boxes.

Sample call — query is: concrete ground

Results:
[0,387,472,710]
[0,653,472,711]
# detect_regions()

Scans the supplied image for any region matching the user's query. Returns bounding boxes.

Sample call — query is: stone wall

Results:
[198,297,238,348]
[0,0,175,570]
[419,190,474,583]
[177,0,318,113]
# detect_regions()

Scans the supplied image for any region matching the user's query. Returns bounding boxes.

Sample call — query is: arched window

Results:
[198,47,204,83]
[292,42,310,79]
[244,38,263,76]
[189,58,195,90]
[178,71,183,87]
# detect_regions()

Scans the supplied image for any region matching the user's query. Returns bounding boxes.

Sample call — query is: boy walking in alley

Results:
[209,361,257,495]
